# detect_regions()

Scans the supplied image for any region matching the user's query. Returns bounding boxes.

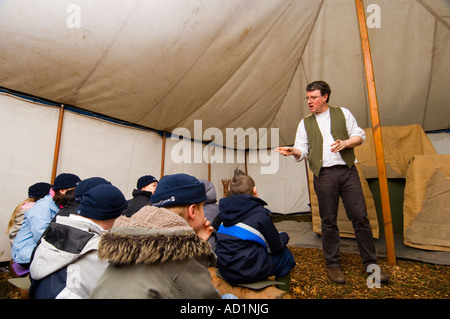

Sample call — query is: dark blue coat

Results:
[215,194,289,285]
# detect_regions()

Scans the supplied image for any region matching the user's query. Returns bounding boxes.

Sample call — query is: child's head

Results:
[137,175,158,193]
[28,182,52,199]
[151,173,207,233]
[77,184,128,230]
[52,173,81,207]
[229,169,257,196]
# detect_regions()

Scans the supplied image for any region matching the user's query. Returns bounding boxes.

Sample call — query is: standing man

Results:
[276,80,388,284]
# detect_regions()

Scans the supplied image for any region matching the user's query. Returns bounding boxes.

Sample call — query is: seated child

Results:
[90,173,224,299]
[12,173,80,267]
[7,182,52,246]
[215,169,296,291]
[122,174,158,217]
[29,183,127,298]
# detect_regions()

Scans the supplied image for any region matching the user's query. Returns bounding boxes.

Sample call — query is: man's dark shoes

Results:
[327,266,345,284]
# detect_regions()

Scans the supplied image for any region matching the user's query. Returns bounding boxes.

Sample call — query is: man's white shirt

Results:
[293,107,365,167]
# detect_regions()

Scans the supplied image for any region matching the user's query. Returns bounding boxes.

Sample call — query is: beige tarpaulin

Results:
[355,124,438,178]
[309,164,379,239]
[403,155,450,251]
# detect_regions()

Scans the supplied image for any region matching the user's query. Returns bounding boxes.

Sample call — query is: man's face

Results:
[306,89,328,114]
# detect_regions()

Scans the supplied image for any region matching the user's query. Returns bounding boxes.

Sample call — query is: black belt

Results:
[322,165,349,170]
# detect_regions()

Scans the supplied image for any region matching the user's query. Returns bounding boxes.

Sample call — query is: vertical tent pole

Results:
[207,145,211,182]
[160,132,166,179]
[355,0,396,265]
[51,104,65,184]
[208,162,211,182]
[244,150,248,175]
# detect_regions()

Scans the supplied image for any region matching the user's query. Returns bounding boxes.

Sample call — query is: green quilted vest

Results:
[304,106,355,177]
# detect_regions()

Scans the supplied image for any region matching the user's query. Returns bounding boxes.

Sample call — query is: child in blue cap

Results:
[91,173,230,299]
[11,173,80,267]
[30,183,127,299]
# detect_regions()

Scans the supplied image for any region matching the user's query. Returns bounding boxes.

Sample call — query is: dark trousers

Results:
[313,165,377,269]
[269,247,296,277]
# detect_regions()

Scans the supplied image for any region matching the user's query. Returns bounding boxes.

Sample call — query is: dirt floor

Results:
[274,213,450,299]
[1,214,449,299]
[2,248,449,300]
[288,246,449,299]
[0,267,20,299]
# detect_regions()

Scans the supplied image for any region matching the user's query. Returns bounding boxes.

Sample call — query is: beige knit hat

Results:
[98,205,214,265]
[111,205,194,236]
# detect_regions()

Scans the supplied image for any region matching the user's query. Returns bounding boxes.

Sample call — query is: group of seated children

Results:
[8,169,295,299]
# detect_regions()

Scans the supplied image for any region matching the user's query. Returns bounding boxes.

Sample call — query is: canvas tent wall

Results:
[427,131,450,154]
[0,0,449,262]
[0,91,310,262]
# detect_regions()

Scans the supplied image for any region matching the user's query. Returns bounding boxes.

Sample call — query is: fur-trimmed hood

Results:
[98,205,215,265]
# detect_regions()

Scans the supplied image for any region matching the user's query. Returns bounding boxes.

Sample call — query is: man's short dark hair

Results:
[306,80,331,102]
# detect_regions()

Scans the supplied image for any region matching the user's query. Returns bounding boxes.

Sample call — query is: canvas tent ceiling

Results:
[0,0,449,149]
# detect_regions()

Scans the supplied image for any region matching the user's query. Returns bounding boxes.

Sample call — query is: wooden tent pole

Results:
[355,0,396,265]
[244,150,248,175]
[160,132,166,179]
[208,162,211,181]
[207,145,211,182]
[51,104,65,184]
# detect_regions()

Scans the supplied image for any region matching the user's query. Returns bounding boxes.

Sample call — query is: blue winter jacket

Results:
[215,194,289,285]
[11,194,59,264]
